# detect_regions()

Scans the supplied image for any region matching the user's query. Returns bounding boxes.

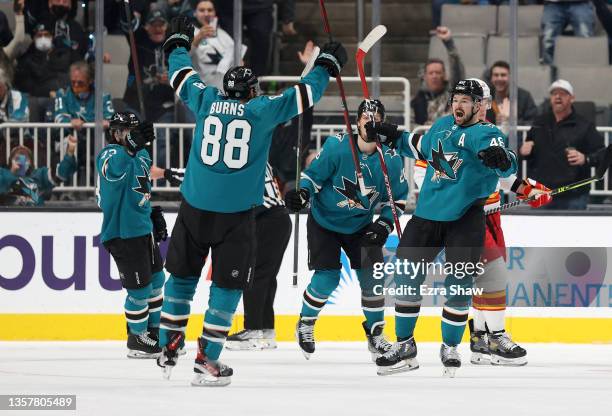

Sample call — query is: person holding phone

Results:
[191,0,245,90]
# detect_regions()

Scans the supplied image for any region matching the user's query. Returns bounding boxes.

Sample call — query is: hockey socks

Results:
[201,283,242,361]
[300,269,340,318]
[159,274,199,347]
[441,306,469,346]
[356,268,385,330]
[147,271,166,330]
[125,285,152,335]
[394,301,420,340]
[473,290,507,332]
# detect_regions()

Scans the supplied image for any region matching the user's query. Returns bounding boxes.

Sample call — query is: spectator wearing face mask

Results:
[25,0,88,58]
[15,18,80,121]
[0,142,77,206]
[191,0,245,90]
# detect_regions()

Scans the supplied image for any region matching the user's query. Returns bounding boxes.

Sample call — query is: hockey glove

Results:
[517,178,552,208]
[125,121,155,155]
[163,16,194,54]
[314,41,347,77]
[164,168,185,187]
[361,217,393,247]
[284,188,310,212]
[478,147,511,171]
[151,205,168,243]
[365,121,402,147]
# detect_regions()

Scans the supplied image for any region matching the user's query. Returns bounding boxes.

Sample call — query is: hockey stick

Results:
[318,0,369,196]
[355,25,403,239]
[123,0,146,119]
[292,45,320,287]
[486,146,612,215]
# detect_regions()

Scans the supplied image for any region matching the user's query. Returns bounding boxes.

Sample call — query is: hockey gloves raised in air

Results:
[314,41,347,77]
[517,178,552,209]
[478,146,511,171]
[126,121,155,155]
[163,16,194,54]
[151,206,168,243]
[285,188,310,212]
[164,168,185,187]
[364,121,402,147]
[361,217,393,247]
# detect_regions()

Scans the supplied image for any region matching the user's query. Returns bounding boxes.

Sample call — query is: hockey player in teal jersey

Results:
[285,99,408,362]
[368,80,518,377]
[97,112,183,359]
[156,16,344,386]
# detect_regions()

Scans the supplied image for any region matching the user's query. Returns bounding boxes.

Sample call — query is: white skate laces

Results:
[298,321,315,343]
[441,344,460,361]
[139,332,157,347]
[494,332,518,351]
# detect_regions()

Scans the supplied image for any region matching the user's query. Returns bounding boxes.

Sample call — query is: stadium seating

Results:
[486,36,540,67]
[553,36,610,67]
[104,35,130,66]
[557,66,612,107]
[428,35,487,71]
[516,65,552,106]
[440,4,497,36]
[103,64,128,99]
[0,1,15,33]
[497,5,543,36]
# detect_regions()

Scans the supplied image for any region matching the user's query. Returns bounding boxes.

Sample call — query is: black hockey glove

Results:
[478,146,511,171]
[125,121,155,155]
[164,168,185,187]
[360,217,393,247]
[151,205,168,243]
[365,121,402,147]
[163,16,194,54]
[284,188,310,212]
[314,41,347,77]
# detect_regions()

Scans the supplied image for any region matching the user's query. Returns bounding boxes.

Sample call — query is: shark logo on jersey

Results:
[428,140,463,182]
[334,173,379,210]
[133,162,151,207]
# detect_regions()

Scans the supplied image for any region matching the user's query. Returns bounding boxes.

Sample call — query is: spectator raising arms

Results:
[0,141,77,206]
[191,0,245,90]
[411,26,465,126]
[520,80,604,210]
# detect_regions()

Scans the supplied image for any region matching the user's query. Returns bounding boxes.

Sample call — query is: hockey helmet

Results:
[357,99,386,122]
[223,66,259,99]
[449,79,484,106]
[466,77,492,110]
[109,112,139,131]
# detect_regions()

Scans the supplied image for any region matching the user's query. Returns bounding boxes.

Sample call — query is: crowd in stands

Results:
[0,0,609,208]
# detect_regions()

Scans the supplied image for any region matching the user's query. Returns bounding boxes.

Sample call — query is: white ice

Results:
[0,342,611,416]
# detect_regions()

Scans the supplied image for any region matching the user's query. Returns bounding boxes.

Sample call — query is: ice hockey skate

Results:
[468,319,491,365]
[489,330,527,366]
[440,343,461,377]
[225,329,265,351]
[375,337,419,375]
[295,317,316,359]
[191,337,233,387]
[157,332,185,380]
[126,331,161,359]
[362,321,392,362]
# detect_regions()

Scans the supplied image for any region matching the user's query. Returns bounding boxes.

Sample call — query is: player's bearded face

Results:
[452,95,479,125]
[114,129,130,146]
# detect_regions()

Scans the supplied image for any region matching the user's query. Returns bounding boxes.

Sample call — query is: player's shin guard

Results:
[441,306,469,346]
[159,274,198,347]
[201,283,242,361]
[300,269,341,318]
[473,290,507,333]
[125,285,152,335]
[394,301,420,340]
[147,271,166,332]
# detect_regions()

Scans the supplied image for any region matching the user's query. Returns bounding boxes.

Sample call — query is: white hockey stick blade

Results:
[301,46,321,78]
[357,25,387,54]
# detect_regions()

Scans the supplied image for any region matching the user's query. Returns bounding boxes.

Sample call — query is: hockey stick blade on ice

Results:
[292,45,320,287]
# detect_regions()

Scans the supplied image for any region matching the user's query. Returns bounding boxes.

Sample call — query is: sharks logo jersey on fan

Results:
[396,114,517,221]
[168,47,330,213]
[299,133,408,234]
[96,144,153,243]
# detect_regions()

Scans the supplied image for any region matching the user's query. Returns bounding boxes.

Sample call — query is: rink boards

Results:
[1,212,612,342]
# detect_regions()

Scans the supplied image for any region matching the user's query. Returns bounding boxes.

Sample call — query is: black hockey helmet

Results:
[223,66,259,99]
[109,112,139,131]
[449,79,484,105]
[357,99,386,121]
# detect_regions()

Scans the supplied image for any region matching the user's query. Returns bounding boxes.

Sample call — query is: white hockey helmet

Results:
[467,77,492,110]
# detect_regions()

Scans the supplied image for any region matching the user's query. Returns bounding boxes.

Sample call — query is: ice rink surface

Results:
[0,341,611,416]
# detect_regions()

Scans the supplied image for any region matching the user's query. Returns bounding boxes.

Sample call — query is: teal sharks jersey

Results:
[96,144,153,243]
[299,133,408,234]
[396,115,517,221]
[168,47,330,213]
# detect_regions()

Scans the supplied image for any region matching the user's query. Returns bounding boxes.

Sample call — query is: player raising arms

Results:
[96,112,183,359]
[368,80,518,377]
[156,17,345,386]
[285,99,408,362]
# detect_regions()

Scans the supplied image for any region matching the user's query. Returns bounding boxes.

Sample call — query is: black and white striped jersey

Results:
[263,162,285,209]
